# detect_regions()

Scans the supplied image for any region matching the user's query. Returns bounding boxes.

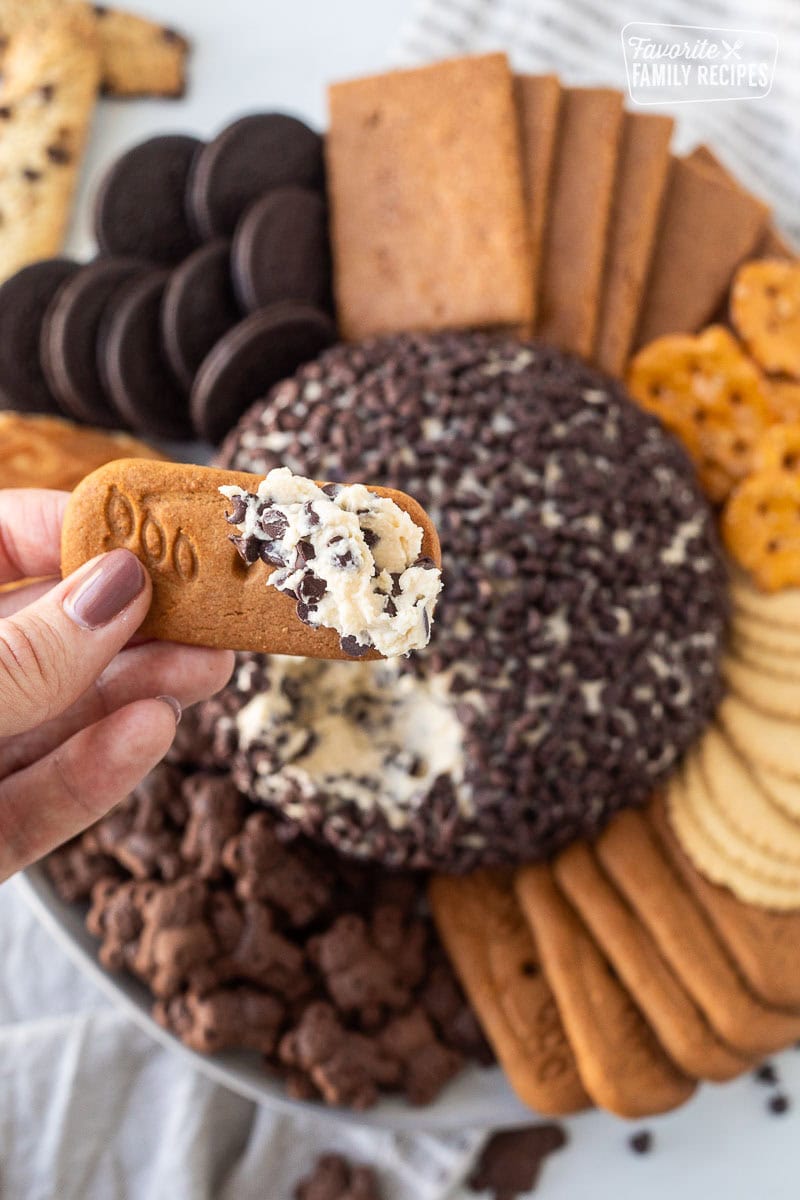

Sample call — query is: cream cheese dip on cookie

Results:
[221,467,442,658]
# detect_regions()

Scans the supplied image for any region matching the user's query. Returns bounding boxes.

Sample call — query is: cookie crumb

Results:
[293,1153,382,1199]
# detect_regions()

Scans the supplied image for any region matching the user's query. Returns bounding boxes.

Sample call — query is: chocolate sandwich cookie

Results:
[187,113,324,240]
[231,187,331,313]
[207,332,729,871]
[190,302,336,444]
[41,257,148,428]
[162,240,241,391]
[0,258,80,414]
[94,134,203,265]
[99,270,193,440]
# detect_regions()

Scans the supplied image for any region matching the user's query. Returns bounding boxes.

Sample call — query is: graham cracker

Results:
[554,841,750,1082]
[651,795,800,1010]
[513,74,562,329]
[686,145,796,260]
[0,412,162,490]
[634,156,769,348]
[536,86,624,357]
[597,809,800,1056]
[594,112,674,376]
[515,864,695,1118]
[428,870,590,1116]
[326,53,533,340]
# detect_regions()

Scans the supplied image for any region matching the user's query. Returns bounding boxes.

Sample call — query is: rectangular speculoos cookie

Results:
[650,795,800,1010]
[515,864,694,1118]
[326,53,534,340]
[513,74,562,329]
[634,155,769,348]
[61,459,440,661]
[554,841,749,1082]
[428,870,590,1116]
[597,810,800,1057]
[594,112,674,376]
[536,86,624,358]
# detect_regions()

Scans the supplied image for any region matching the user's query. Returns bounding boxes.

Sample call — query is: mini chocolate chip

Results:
[92,4,109,15]
[161,26,183,43]
[414,555,438,570]
[0,106,12,120]
[321,483,342,498]
[46,144,71,165]
[629,1131,652,1155]
[39,84,55,102]
[363,528,379,549]
[755,1063,778,1086]
[258,541,286,567]
[769,1094,790,1115]
[299,574,326,603]
[22,168,42,182]
[295,601,315,626]
[340,635,370,658]
[229,534,260,565]
[385,597,397,617]
[225,495,248,525]
[302,501,321,528]
[332,548,357,569]
[258,508,289,539]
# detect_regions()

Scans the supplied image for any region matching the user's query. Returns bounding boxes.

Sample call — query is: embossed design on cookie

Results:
[172,529,199,582]
[141,514,166,564]
[104,486,136,542]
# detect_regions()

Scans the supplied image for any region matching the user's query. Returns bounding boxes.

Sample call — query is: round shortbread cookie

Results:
[699,726,800,864]
[731,609,800,655]
[753,766,800,823]
[722,654,800,719]
[682,754,800,887]
[719,693,800,781]
[732,636,800,682]
[667,774,800,910]
[729,566,800,630]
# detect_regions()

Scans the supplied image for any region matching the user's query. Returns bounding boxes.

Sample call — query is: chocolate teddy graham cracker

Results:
[651,796,800,1011]
[536,86,624,358]
[0,5,100,282]
[553,842,751,1082]
[513,74,562,329]
[597,810,800,1056]
[594,112,674,376]
[428,871,590,1116]
[634,156,769,347]
[61,459,440,661]
[326,53,533,340]
[515,865,695,1118]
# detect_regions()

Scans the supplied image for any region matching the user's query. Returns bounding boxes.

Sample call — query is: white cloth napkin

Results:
[396,0,800,243]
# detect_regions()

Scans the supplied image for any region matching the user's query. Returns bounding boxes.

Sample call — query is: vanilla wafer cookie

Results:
[719,693,800,781]
[722,654,800,720]
[515,864,695,1117]
[730,566,800,630]
[0,6,100,282]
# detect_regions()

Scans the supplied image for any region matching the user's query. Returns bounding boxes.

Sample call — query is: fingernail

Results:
[156,695,182,725]
[64,549,146,629]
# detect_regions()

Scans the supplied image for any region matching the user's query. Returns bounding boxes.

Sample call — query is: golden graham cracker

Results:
[515,864,695,1118]
[634,156,768,348]
[61,459,440,661]
[513,74,562,329]
[536,86,624,358]
[597,809,800,1054]
[686,145,796,261]
[553,841,750,1083]
[428,870,590,1116]
[594,111,674,376]
[326,53,533,340]
[0,411,162,491]
[651,795,800,1009]
[0,4,100,281]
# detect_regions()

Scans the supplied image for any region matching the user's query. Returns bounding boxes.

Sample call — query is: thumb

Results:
[0,548,151,738]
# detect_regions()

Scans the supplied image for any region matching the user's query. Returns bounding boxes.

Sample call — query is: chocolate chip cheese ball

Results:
[211,331,729,870]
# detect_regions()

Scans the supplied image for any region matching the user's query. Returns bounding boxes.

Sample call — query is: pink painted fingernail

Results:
[64,549,146,629]
[156,695,182,725]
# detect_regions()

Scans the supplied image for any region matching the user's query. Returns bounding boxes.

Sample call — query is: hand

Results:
[0,489,234,884]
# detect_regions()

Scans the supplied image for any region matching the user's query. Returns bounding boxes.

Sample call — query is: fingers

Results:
[0,490,69,584]
[0,642,234,776]
[0,548,152,737]
[0,698,179,884]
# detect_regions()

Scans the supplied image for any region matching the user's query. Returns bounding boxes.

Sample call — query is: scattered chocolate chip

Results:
[22,168,42,182]
[755,1062,779,1086]
[39,84,55,103]
[0,106,12,120]
[629,1131,653,1155]
[340,635,370,658]
[468,1125,568,1198]
[769,1094,790,1116]
[46,145,71,165]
